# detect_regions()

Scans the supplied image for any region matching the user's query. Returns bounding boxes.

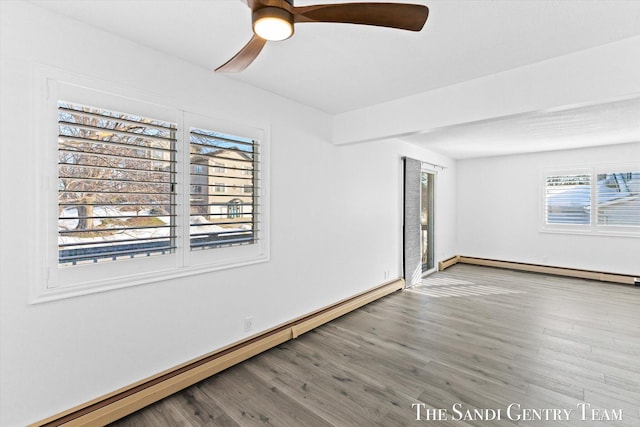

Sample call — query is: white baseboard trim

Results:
[439,255,636,285]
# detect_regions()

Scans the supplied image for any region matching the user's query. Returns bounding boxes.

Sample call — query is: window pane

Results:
[190,128,258,250]
[596,171,640,226]
[545,174,591,225]
[58,101,177,265]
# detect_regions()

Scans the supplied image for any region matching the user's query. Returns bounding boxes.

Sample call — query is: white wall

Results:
[332,139,458,273]
[0,2,456,426]
[457,142,640,276]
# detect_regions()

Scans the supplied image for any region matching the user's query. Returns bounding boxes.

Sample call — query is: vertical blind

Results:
[58,101,177,265]
[403,157,422,286]
[189,127,259,250]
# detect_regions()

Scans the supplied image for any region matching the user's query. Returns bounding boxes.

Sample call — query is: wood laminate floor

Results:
[110,265,640,426]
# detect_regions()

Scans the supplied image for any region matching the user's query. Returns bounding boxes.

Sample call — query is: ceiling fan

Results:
[215,0,429,72]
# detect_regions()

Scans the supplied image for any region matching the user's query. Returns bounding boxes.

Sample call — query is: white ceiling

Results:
[27,0,640,158]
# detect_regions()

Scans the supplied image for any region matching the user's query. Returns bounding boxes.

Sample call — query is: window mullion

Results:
[591,168,597,230]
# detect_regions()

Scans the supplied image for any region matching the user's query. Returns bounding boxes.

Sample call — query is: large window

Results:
[58,101,177,266]
[33,76,268,303]
[543,167,640,235]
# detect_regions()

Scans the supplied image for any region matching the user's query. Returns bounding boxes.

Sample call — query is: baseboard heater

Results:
[31,278,405,427]
[439,255,637,285]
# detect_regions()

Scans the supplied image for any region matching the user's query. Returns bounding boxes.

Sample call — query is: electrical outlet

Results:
[244,317,254,332]
[384,270,390,280]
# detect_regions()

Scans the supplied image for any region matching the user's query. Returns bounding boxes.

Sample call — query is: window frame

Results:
[30,70,270,303]
[541,164,640,237]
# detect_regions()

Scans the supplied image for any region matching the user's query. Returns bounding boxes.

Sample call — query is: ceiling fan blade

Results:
[215,35,267,73]
[294,2,429,31]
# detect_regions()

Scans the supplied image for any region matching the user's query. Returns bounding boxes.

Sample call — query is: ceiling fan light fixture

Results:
[217,0,430,73]
[252,7,294,41]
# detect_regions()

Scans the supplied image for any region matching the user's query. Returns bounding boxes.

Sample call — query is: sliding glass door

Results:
[404,158,437,286]
[421,171,435,274]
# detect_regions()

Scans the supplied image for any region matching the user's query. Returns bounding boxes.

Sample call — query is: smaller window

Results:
[544,173,591,226]
[189,126,259,252]
[213,162,226,173]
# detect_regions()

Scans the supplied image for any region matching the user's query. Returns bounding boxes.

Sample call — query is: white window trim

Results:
[30,67,270,304]
[540,163,640,238]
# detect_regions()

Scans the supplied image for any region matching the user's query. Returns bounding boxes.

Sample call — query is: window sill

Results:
[30,254,269,304]
[540,227,640,239]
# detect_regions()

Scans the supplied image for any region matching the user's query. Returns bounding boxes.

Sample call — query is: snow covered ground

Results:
[58,207,244,248]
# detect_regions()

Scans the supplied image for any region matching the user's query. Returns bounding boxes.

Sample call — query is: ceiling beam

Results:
[332,35,640,146]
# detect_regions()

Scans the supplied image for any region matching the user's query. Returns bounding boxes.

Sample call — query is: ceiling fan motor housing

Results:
[252,6,295,40]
